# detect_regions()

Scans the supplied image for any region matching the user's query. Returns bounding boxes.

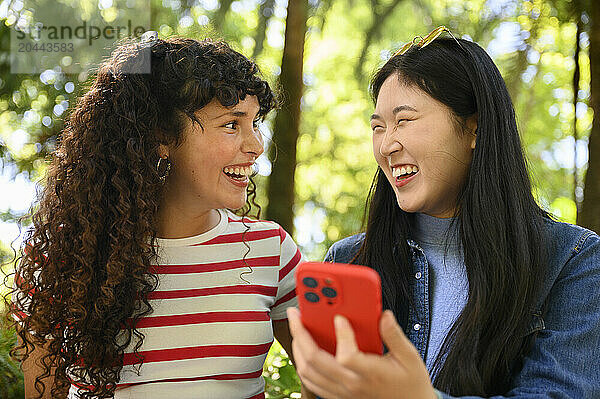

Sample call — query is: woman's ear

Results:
[158,144,169,159]
[467,113,478,149]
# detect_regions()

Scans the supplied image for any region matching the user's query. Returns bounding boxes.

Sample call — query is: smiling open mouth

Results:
[223,165,253,181]
[392,165,419,181]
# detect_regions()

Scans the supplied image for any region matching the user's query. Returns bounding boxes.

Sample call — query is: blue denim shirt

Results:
[323,218,600,398]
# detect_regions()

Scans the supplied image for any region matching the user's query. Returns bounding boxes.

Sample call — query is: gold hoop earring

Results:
[157,157,171,183]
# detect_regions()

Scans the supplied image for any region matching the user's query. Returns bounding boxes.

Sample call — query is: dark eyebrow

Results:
[392,105,418,114]
[213,111,248,119]
[370,105,418,121]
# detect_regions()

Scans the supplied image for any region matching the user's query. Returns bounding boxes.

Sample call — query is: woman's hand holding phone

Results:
[288,260,437,399]
[287,307,437,399]
[295,262,383,355]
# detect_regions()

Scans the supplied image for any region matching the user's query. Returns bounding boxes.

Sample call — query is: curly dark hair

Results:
[5,36,275,398]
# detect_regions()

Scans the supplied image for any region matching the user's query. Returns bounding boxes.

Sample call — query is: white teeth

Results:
[224,165,254,177]
[392,165,419,177]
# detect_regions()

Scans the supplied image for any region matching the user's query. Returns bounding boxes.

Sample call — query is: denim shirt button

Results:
[413,323,422,331]
[415,272,422,279]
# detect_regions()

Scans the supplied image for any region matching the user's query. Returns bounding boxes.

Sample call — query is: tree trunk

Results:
[213,0,234,29]
[251,0,276,59]
[354,0,405,81]
[579,0,600,233]
[573,14,582,210]
[265,0,308,235]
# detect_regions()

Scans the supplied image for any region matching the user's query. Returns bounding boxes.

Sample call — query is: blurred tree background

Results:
[1,0,599,397]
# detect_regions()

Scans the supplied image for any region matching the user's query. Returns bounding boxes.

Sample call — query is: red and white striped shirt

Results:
[67,209,303,399]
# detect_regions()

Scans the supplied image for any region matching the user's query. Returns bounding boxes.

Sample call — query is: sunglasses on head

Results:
[392,26,464,57]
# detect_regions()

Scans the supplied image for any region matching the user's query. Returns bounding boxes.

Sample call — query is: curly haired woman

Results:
[8,35,305,399]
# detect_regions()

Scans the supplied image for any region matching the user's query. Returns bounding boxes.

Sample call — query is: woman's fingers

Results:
[332,314,392,387]
[334,314,359,359]
[379,310,421,366]
[287,307,361,398]
[287,307,315,347]
[289,307,435,399]
[300,377,345,399]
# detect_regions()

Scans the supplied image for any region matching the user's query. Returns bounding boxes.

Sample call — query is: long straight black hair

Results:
[356,37,550,396]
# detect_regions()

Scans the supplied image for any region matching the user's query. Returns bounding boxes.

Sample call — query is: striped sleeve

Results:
[11,262,34,326]
[11,285,30,325]
[11,244,41,325]
[270,226,303,320]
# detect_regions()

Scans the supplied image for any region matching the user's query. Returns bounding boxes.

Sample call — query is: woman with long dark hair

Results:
[287,28,600,398]
[8,35,304,399]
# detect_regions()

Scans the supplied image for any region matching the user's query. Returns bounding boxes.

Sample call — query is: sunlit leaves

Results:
[0,0,597,393]
[263,340,302,398]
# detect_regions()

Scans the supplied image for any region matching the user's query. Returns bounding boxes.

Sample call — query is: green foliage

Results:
[0,324,24,399]
[0,240,23,398]
[263,341,302,399]
[550,196,578,224]
[492,0,592,212]
[0,0,597,396]
[2,0,590,252]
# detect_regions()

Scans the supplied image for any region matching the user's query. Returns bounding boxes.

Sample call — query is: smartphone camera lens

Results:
[302,277,318,288]
[321,287,337,298]
[305,292,320,303]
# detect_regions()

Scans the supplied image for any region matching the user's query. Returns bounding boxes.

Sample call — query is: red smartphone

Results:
[296,261,383,355]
